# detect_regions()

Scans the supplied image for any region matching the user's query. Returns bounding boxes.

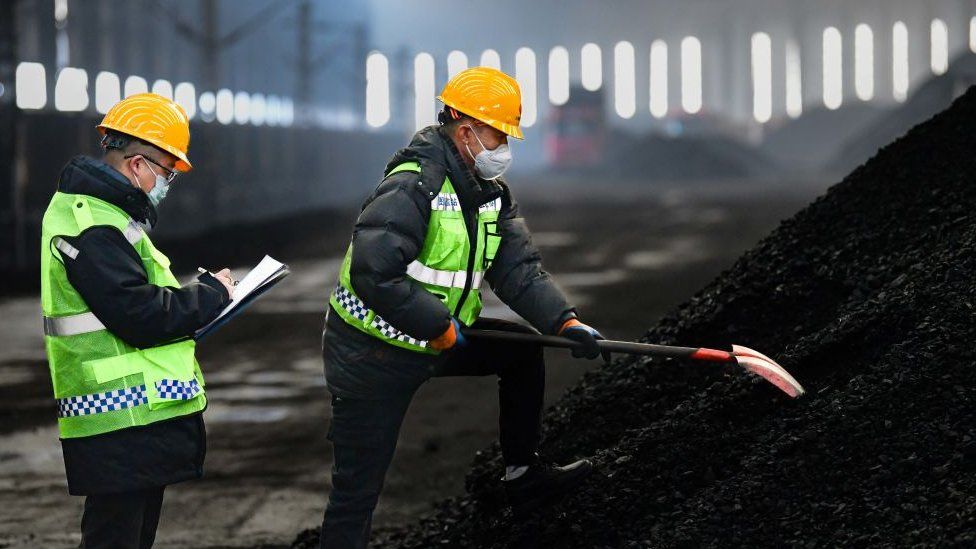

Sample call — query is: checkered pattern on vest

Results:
[57,379,202,418]
[370,316,428,348]
[333,284,428,348]
[155,379,202,400]
[334,285,369,320]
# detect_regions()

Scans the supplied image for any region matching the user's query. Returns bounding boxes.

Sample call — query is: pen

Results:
[198,267,239,285]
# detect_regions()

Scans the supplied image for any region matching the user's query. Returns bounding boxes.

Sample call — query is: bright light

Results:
[854,24,874,101]
[234,91,250,124]
[124,75,148,97]
[581,43,602,91]
[751,32,772,123]
[250,93,266,126]
[151,79,172,100]
[971,17,976,53]
[199,91,216,123]
[447,50,468,78]
[649,40,668,118]
[414,52,436,130]
[174,82,196,119]
[54,0,68,23]
[280,98,294,126]
[480,49,501,69]
[15,62,46,110]
[893,21,909,102]
[681,36,702,114]
[785,40,803,119]
[514,47,537,127]
[54,67,88,112]
[215,88,234,124]
[548,46,570,106]
[822,27,843,110]
[613,41,636,119]
[931,19,948,75]
[94,71,120,114]
[266,95,280,126]
[365,52,390,128]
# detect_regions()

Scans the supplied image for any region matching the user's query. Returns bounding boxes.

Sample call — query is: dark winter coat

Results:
[324,126,576,397]
[51,156,229,495]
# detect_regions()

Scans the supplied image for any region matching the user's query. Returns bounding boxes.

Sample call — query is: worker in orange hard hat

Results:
[317,66,603,548]
[40,93,235,548]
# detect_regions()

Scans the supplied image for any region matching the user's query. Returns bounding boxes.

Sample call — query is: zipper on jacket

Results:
[453,206,478,318]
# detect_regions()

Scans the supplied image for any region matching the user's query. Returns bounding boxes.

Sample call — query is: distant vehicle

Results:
[545,86,606,169]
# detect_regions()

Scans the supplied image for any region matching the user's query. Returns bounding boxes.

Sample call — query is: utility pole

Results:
[296,1,311,105]
[0,0,19,271]
[201,0,219,92]
[352,22,368,125]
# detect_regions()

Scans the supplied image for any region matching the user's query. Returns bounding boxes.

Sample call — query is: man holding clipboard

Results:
[39,94,235,548]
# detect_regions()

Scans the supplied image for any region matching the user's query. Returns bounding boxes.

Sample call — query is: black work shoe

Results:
[503,459,594,516]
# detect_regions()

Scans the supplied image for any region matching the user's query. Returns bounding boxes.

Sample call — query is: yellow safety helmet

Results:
[97,93,193,172]
[437,66,524,140]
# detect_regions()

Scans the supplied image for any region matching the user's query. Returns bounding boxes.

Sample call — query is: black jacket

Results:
[51,156,230,495]
[343,126,576,343]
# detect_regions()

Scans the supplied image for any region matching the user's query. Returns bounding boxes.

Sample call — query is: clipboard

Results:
[194,255,290,341]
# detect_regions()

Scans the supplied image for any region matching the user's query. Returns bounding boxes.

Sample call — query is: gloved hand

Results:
[430,318,467,351]
[558,318,610,362]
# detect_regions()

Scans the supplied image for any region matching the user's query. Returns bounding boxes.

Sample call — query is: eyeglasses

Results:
[124,154,179,183]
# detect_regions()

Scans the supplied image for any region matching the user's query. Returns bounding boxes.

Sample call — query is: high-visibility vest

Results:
[40,191,207,439]
[330,162,502,354]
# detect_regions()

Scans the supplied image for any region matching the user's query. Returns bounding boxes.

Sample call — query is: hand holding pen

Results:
[198,267,237,298]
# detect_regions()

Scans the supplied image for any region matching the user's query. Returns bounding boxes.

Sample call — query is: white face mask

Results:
[140,158,170,208]
[464,125,513,180]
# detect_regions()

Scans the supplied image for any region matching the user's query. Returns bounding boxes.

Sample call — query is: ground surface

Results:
[0,178,820,548]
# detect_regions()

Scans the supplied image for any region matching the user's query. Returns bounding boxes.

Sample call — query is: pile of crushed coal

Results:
[293,86,976,548]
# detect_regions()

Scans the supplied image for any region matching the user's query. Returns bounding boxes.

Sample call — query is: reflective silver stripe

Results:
[431,193,461,211]
[43,311,106,337]
[122,220,144,244]
[479,197,502,213]
[53,237,79,260]
[406,260,483,290]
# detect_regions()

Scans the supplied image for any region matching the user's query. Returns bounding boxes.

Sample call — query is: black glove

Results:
[559,319,610,362]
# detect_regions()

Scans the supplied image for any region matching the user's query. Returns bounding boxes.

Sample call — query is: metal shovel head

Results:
[731,345,806,398]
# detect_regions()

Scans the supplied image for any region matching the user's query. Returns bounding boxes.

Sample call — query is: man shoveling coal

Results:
[316,66,606,548]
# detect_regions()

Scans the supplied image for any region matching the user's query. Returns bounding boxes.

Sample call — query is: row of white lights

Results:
[367,16,968,129]
[13,64,294,127]
[363,40,703,130]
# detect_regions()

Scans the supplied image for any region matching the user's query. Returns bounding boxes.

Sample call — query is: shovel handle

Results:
[461,329,733,362]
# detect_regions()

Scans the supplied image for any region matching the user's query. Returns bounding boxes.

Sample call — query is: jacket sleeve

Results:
[484,185,577,335]
[348,172,452,341]
[59,226,231,349]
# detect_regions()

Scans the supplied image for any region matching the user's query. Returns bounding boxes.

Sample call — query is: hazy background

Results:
[0,1,973,546]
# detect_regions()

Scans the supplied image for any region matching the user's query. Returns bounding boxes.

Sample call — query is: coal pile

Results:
[294,87,976,548]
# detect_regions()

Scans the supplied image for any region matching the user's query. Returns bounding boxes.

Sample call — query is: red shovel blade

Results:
[731,344,806,398]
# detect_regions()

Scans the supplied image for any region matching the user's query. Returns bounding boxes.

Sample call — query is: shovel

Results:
[462,329,805,398]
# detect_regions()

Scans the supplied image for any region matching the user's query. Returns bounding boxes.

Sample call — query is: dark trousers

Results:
[319,316,545,549]
[80,487,165,549]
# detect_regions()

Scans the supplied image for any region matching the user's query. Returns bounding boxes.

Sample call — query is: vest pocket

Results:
[84,340,201,410]
[424,216,467,271]
[482,221,502,270]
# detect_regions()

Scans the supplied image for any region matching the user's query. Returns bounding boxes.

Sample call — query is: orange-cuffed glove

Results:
[558,318,610,362]
[429,318,467,351]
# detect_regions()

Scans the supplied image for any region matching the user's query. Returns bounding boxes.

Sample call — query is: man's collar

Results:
[57,156,158,227]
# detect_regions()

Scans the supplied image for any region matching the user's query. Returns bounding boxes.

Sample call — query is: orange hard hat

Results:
[437,66,523,140]
[97,93,193,172]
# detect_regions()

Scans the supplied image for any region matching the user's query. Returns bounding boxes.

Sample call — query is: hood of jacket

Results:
[57,155,158,228]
